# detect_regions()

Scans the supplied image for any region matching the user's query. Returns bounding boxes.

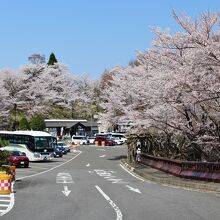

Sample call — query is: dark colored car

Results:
[57,145,67,155]
[8,151,29,168]
[53,145,63,158]
[57,141,70,152]
[95,136,116,146]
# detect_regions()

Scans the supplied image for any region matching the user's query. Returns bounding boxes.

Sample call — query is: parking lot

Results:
[14,150,79,180]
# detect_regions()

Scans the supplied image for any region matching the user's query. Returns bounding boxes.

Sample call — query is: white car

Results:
[71,135,87,145]
[87,136,95,144]
[108,133,127,144]
[111,137,124,145]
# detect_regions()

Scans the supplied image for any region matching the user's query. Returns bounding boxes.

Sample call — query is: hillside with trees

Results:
[0,53,100,130]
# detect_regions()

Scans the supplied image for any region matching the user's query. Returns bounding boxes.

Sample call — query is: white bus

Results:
[0,130,54,161]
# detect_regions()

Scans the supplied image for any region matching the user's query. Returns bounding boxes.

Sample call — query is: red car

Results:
[95,136,116,146]
[8,151,29,168]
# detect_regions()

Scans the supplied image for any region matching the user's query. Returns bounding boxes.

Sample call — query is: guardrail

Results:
[140,154,220,183]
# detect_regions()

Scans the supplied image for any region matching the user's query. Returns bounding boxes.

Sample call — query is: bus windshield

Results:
[34,137,53,150]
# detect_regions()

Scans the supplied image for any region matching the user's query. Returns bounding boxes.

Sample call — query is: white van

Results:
[71,135,87,145]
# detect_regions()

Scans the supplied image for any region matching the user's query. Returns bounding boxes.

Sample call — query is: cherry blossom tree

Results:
[0,61,98,128]
[100,11,220,161]
[0,69,24,128]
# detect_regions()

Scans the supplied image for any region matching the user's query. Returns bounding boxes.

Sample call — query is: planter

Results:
[0,171,12,194]
[2,165,16,181]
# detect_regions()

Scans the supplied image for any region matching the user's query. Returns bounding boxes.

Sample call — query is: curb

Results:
[121,160,220,193]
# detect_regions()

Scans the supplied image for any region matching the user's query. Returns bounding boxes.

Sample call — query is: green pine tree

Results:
[47,52,58,65]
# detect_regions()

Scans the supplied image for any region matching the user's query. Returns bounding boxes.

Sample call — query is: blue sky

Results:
[0,0,220,79]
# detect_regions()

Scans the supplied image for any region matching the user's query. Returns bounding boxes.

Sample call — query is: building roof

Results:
[45,119,87,122]
[45,119,98,128]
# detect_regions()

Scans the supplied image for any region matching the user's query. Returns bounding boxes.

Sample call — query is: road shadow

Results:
[108,155,127,161]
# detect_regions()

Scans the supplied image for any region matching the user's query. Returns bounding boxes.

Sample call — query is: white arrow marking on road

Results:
[62,186,71,197]
[88,171,94,173]
[126,185,141,194]
[86,163,90,167]
[99,154,106,158]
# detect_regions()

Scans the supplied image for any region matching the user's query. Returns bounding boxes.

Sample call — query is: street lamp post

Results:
[90,115,93,136]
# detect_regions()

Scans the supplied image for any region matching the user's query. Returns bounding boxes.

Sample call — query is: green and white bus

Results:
[0,130,54,161]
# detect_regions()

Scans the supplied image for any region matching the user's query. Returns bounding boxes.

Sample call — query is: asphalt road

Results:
[1,145,220,220]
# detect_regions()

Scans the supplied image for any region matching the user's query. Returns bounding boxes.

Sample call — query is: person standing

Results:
[136,147,141,162]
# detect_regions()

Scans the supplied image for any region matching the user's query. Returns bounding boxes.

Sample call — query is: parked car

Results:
[53,145,63,158]
[108,133,127,144]
[8,151,29,168]
[87,136,95,145]
[111,137,124,145]
[94,136,116,146]
[72,135,87,145]
[57,141,70,152]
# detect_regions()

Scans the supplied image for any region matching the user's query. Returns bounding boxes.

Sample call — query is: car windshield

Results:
[57,146,64,149]
[10,151,23,156]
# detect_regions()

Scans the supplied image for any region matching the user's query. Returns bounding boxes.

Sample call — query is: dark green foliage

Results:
[30,114,46,131]
[47,52,58,65]
[0,138,9,147]
[19,117,30,130]
[0,150,10,166]
[48,106,72,119]
[0,150,11,173]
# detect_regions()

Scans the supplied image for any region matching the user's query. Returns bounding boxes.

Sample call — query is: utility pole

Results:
[13,103,17,131]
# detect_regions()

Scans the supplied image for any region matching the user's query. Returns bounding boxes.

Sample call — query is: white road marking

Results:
[99,154,106,158]
[0,182,15,217]
[94,169,128,184]
[56,173,74,184]
[17,151,82,180]
[95,185,123,220]
[108,178,128,184]
[62,186,71,197]
[0,195,11,198]
[119,164,145,182]
[97,149,106,151]
[126,185,141,194]
[86,163,90,167]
